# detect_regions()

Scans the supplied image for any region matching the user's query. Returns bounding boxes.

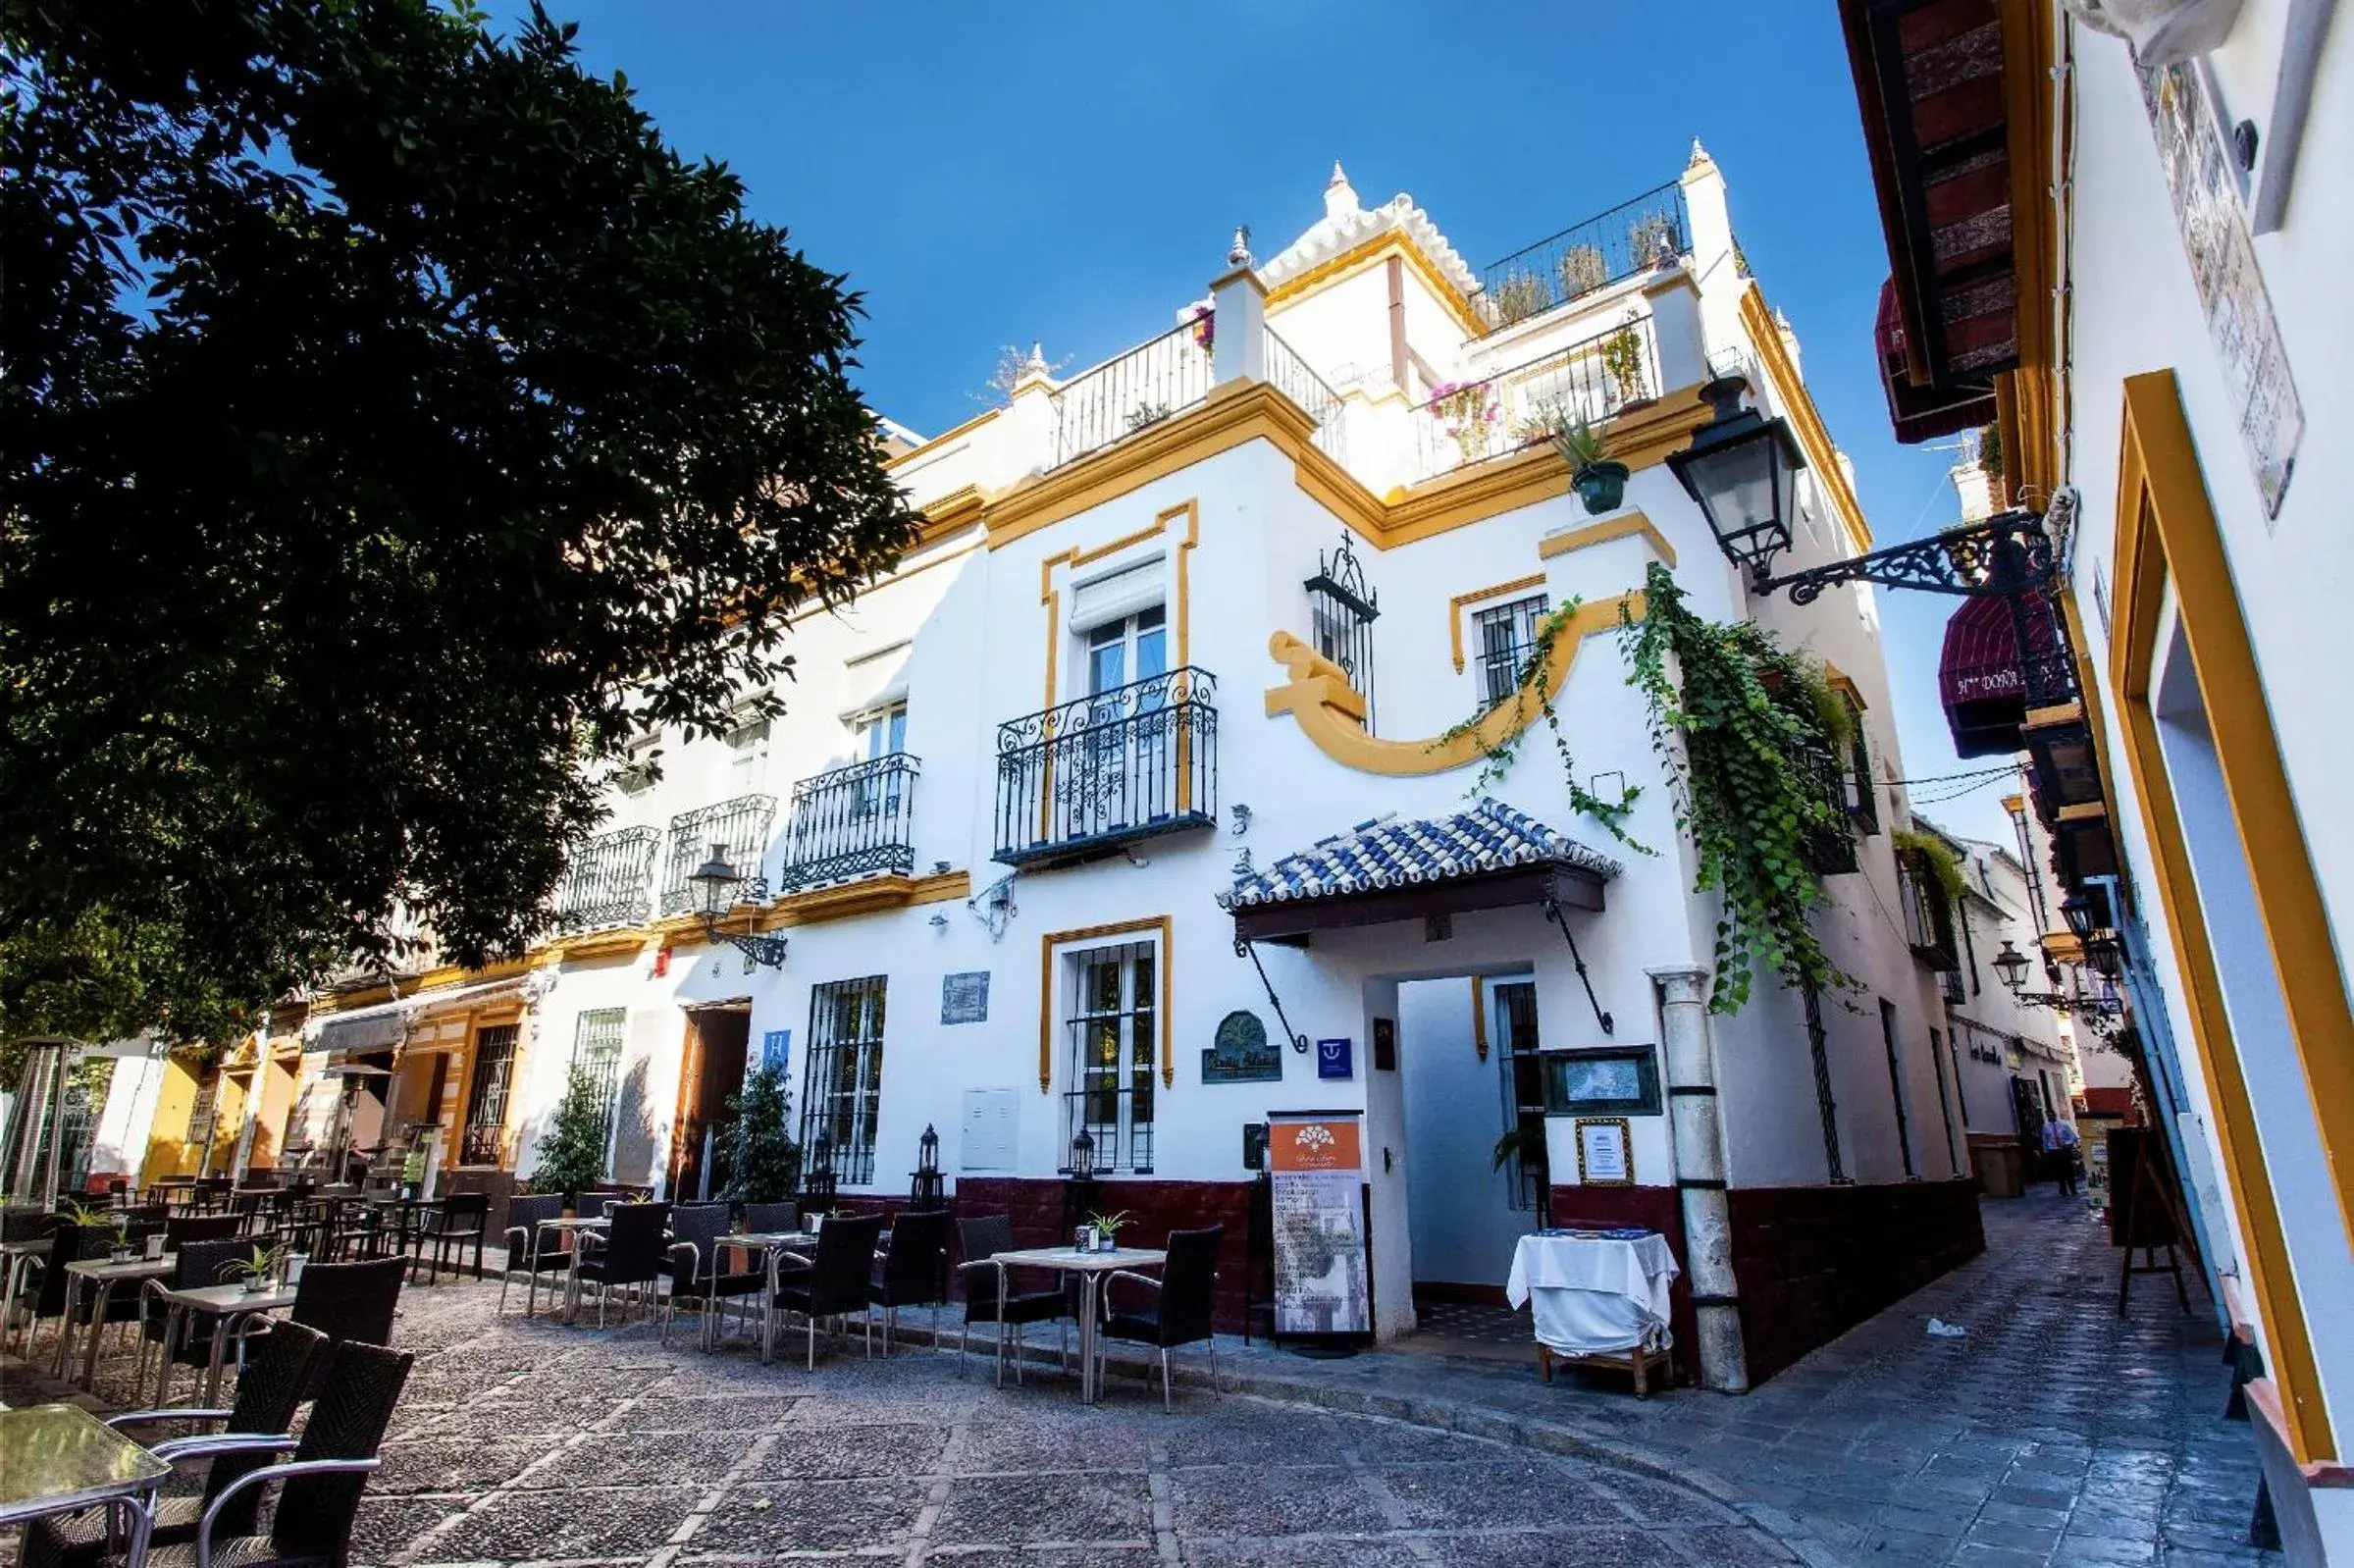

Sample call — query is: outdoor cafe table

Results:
[539,1216,612,1323]
[989,1245,1169,1405]
[0,1404,171,1559]
[721,1230,817,1363]
[148,1279,299,1406]
[57,1253,176,1389]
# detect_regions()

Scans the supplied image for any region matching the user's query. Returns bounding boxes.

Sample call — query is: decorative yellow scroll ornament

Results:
[1263,591,1646,777]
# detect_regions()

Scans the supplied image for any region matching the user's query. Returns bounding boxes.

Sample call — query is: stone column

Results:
[1208,260,1267,388]
[1650,964,1750,1393]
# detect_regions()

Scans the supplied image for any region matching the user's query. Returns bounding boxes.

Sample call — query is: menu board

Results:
[1267,1111,1371,1336]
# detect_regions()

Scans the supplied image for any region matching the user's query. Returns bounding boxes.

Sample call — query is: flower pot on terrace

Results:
[1573,460,1630,515]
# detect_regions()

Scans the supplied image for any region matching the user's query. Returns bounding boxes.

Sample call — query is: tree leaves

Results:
[1,0,919,1041]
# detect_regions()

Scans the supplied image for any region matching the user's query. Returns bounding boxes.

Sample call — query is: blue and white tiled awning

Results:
[1220,798,1622,913]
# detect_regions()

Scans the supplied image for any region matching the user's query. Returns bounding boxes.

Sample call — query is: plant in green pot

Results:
[1550,417,1629,515]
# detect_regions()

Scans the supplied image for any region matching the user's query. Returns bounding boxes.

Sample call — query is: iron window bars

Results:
[1472,595,1549,708]
[801,977,887,1186]
[571,1009,626,1174]
[1305,533,1378,733]
[776,754,919,892]
[1063,940,1156,1175]
[460,1024,519,1167]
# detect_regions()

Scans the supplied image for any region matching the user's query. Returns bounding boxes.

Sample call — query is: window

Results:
[801,977,886,1185]
[461,1024,519,1167]
[1879,1000,1914,1178]
[1087,605,1167,695]
[861,703,908,759]
[571,1009,627,1171]
[723,715,770,791]
[185,1070,221,1146]
[1064,940,1156,1174]
[1843,695,1879,833]
[1472,595,1547,707]
[1304,535,1379,732]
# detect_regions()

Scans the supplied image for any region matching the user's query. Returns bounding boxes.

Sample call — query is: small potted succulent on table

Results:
[222,1244,288,1295]
[1551,417,1630,515]
[1083,1210,1133,1254]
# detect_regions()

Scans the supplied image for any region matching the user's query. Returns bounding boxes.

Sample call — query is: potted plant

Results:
[529,1065,613,1213]
[221,1244,287,1295]
[1557,244,1608,300]
[1084,1210,1133,1254]
[1187,305,1214,359]
[1550,417,1630,515]
[1428,381,1498,467]
[1599,313,1651,407]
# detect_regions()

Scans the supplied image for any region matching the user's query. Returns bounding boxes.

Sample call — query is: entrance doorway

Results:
[670,1004,751,1201]
[1397,974,1542,1317]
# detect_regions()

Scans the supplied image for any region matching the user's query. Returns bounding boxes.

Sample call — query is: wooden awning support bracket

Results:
[1233,934,1312,1054]
[1543,897,1615,1036]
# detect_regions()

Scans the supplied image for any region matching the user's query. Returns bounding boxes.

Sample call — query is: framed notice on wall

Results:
[1266,1111,1371,1338]
[1574,1117,1633,1185]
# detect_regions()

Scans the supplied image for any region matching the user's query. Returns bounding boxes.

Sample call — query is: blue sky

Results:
[524,1,2018,846]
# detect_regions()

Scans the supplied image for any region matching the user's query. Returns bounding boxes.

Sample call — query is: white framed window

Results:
[1085,604,1167,696]
[1061,938,1157,1174]
[801,976,887,1185]
[722,715,770,793]
[1472,594,1548,707]
[860,702,908,758]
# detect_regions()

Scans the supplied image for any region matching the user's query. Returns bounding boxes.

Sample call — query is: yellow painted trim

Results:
[550,929,652,963]
[1537,511,1677,569]
[984,381,1714,561]
[2053,802,2108,824]
[1471,976,1490,1064]
[1448,574,1549,674]
[1822,660,1866,711]
[2110,369,2335,1463]
[2024,702,2084,729]
[1268,593,1645,776]
[1265,231,1488,340]
[1037,916,1176,1094]
[883,407,999,473]
[1737,283,1872,555]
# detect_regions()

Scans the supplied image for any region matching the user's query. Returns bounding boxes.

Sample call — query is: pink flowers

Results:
[1188,305,1215,356]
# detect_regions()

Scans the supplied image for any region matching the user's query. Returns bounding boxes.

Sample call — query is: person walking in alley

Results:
[2042,1116,2082,1196]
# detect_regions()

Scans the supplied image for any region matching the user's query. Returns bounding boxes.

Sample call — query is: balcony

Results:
[554,825,660,933]
[775,754,919,893]
[994,667,1218,867]
[1263,328,1347,465]
[1799,745,1859,877]
[1408,316,1659,484]
[1479,183,1691,330]
[659,794,776,916]
[1900,853,1962,972]
[1049,319,1213,472]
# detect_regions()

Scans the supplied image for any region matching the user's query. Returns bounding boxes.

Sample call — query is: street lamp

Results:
[688,842,788,970]
[1667,375,1807,588]
[1994,938,2124,1021]
[1993,939,2033,997]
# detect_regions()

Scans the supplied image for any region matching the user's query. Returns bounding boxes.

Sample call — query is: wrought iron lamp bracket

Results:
[698,915,788,972]
[1542,897,1615,1036]
[1752,510,2058,606]
[1234,935,1312,1053]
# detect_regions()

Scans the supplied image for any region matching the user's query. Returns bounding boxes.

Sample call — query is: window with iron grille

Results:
[1843,694,1879,833]
[460,1024,518,1167]
[800,977,886,1185]
[1063,940,1156,1174]
[1473,595,1548,707]
[571,1009,626,1172]
[184,1070,220,1146]
[1305,535,1378,732]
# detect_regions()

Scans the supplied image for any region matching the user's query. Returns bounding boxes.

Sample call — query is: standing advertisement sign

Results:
[1267,1110,1371,1339]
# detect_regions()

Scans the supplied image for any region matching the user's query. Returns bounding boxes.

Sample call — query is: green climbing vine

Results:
[1435,597,1649,852]
[1891,827,1967,907]
[1620,562,1848,1014]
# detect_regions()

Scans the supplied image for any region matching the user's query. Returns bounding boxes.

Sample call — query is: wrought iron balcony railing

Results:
[776,754,920,892]
[554,825,660,933]
[1799,745,1859,877]
[1899,855,1962,972]
[1480,182,1691,329]
[1263,327,1347,465]
[994,667,1218,866]
[1049,319,1214,472]
[1408,316,1659,484]
[659,793,776,916]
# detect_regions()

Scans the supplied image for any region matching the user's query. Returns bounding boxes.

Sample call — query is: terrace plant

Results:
[1599,315,1651,406]
[1489,271,1552,327]
[717,1063,802,1206]
[527,1067,611,1203]
[1557,245,1609,299]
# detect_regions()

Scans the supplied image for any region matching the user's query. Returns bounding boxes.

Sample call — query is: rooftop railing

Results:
[1479,183,1690,330]
[1049,318,1214,472]
[1407,314,1659,483]
[1263,327,1347,465]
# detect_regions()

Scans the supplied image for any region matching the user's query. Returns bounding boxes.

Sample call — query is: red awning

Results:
[1940,590,2059,758]
[1878,280,1998,444]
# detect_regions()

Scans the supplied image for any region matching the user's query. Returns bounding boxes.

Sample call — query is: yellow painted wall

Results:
[139,1056,205,1179]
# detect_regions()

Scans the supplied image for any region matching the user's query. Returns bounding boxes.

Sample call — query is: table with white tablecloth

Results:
[1504,1230,1680,1391]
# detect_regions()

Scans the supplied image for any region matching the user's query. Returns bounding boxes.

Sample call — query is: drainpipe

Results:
[1651,965,1749,1393]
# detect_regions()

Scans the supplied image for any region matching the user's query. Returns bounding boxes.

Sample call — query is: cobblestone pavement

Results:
[1193,1193,2275,1568]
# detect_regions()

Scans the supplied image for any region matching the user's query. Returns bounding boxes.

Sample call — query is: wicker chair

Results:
[954,1214,1070,1385]
[20,1322,326,1568]
[135,1237,254,1397]
[571,1203,670,1326]
[661,1206,766,1349]
[497,1195,570,1317]
[413,1192,489,1283]
[868,1209,951,1355]
[1100,1225,1224,1411]
[288,1256,405,1400]
[770,1213,883,1369]
[118,1339,415,1568]
[164,1214,244,1250]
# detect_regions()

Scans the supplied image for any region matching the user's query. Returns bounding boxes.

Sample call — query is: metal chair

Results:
[164,1214,243,1250]
[571,1203,669,1326]
[22,1322,327,1568]
[661,1206,765,1349]
[769,1213,883,1369]
[954,1214,1069,1385]
[413,1192,489,1282]
[497,1195,570,1317]
[1100,1224,1224,1411]
[868,1209,951,1355]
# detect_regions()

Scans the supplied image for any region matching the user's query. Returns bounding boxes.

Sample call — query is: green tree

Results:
[0,0,919,1042]
[716,1063,800,1204]
[528,1066,611,1199]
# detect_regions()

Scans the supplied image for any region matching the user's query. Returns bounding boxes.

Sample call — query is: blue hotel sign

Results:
[1316,1037,1353,1080]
